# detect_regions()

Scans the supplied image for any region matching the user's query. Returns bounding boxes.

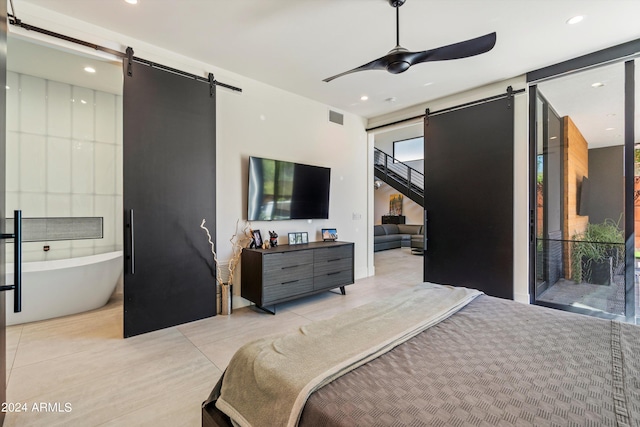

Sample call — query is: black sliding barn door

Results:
[423,97,514,299]
[123,61,216,337]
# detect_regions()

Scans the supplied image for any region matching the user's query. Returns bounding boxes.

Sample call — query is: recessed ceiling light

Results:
[5,86,9,90]
[360,95,369,101]
[566,15,584,25]
[84,66,96,73]
[550,136,557,140]
[605,127,615,131]
[125,0,138,4]
[591,82,604,88]
[80,99,87,104]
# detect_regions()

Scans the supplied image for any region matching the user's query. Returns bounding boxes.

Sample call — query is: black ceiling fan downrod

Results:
[395,1,401,47]
[390,0,408,48]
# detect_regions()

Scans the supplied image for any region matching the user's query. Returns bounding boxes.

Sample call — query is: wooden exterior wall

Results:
[563,116,589,277]
[635,176,640,253]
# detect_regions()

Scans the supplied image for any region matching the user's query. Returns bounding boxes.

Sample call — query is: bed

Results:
[202,283,640,426]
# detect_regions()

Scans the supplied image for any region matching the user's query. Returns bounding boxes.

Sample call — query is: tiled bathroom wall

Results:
[6,71,123,262]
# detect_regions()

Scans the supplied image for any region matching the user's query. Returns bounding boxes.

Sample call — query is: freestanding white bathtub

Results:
[5,251,123,326]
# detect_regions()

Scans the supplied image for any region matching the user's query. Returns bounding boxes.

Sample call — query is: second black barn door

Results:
[123,60,216,337]
[423,96,514,299]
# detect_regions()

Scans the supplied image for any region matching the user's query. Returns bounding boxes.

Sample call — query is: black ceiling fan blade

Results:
[407,32,496,65]
[323,56,389,82]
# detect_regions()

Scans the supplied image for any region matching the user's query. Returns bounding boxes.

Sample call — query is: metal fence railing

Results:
[374,148,424,200]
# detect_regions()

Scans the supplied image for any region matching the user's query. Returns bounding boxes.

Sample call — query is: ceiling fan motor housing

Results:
[388,0,406,7]
[387,61,411,74]
[385,46,411,74]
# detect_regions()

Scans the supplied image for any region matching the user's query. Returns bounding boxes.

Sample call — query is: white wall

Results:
[13,3,369,308]
[368,78,530,303]
[216,78,369,307]
[6,70,122,262]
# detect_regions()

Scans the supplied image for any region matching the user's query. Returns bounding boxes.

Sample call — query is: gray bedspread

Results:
[215,284,481,427]
[299,295,640,426]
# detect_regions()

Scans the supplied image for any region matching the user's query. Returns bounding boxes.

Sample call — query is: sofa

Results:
[374,224,423,252]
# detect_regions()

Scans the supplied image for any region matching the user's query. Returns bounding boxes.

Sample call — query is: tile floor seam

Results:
[8,330,206,399]
[7,344,216,410]
[6,325,23,387]
[176,324,223,372]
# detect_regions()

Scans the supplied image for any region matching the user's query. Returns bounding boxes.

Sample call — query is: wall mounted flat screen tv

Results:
[248,156,331,221]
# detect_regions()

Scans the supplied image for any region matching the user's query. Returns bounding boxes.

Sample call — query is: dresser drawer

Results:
[263,277,314,304]
[263,263,313,286]
[263,250,313,272]
[313,245,352,263]
[313,269,353,290]
[314,257,352,277]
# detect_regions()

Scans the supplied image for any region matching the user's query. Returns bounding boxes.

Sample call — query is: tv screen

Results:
[248,156,331,221]
[578,176,590,216]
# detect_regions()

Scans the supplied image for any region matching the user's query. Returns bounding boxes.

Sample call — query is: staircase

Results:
[374,148,424,207]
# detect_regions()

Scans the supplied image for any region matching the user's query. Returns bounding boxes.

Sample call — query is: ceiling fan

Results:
[323,0,496,83]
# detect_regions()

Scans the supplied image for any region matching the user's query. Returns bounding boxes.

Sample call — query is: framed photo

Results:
[252,230,263,247]
[288,232,309,245]
[322,228,337,241]
[389,194,403,215]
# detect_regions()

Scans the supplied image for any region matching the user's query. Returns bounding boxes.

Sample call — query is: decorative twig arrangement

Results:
[200,218,252,287]
[227,219,252,286]
[200,218,223,286]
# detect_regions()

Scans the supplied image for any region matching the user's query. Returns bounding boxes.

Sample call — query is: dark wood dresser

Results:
[382,215,405,224]
[241,241,354,313]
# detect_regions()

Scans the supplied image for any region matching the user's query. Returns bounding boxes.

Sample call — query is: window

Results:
[393,137,423,162]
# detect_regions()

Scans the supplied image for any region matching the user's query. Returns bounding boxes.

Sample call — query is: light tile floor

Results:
[5,248,423,426]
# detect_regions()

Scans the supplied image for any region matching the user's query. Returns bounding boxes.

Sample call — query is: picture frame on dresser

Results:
[288,232,308,245]
[252,230,263,247]
[322,228,337,241]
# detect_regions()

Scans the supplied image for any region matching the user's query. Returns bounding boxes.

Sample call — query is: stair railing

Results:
[374,148,424,196]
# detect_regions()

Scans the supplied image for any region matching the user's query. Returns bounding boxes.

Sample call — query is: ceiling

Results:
[538,61,635,149]
[13,0,640,122]
[7,36,123,95]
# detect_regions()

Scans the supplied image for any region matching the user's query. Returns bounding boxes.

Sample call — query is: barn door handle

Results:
[0,210,22,313]
[127,209,135,274]
[423,210,428,252]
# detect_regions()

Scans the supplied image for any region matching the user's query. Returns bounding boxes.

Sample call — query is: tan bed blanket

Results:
[215,282,482,427]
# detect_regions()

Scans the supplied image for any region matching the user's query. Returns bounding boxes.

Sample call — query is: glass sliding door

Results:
[535,93,564,298]
[634,58,640,324]
[532,61,633,322]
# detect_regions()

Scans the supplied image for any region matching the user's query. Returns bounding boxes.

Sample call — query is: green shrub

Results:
[571,218,624,283]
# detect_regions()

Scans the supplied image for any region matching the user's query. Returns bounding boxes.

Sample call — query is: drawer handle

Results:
[281,265,299,270]
[327,271,342,276]
[282,279,300,285]
[327,258,341,262]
